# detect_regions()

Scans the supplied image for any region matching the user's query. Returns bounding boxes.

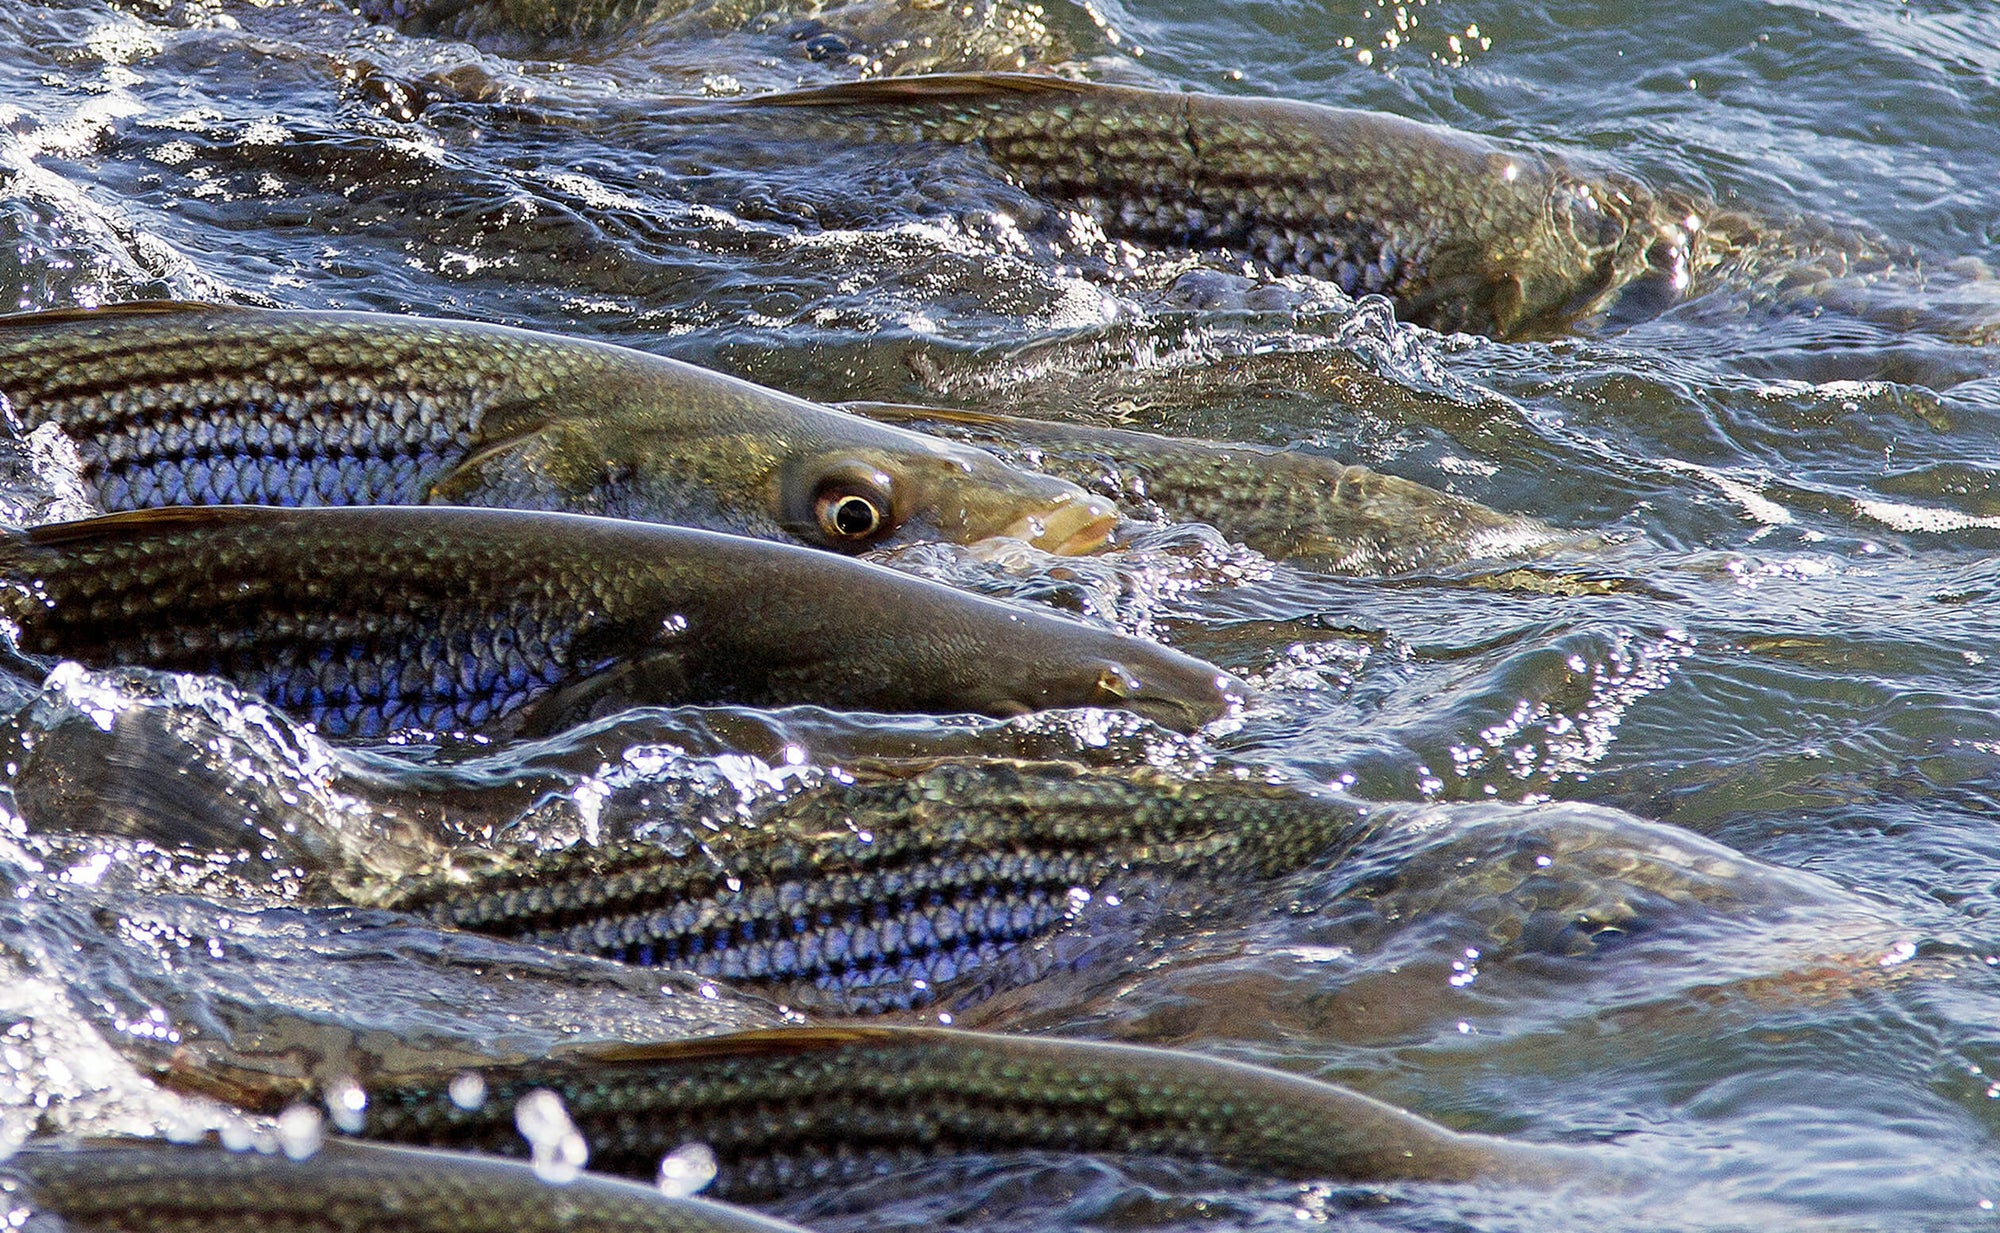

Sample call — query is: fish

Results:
[1343,799,1872,959]
[842,401,1586,571]
[163,1024,1595,1198]
[0,302,1117,556]
[5,1137,816,1233]
[0,505,1246,738]
[371,758,1378,1012]
[698,73,1698,338]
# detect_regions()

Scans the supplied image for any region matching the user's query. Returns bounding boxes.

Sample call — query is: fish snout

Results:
[1088,653,1253,733]
[998,488,1122,555]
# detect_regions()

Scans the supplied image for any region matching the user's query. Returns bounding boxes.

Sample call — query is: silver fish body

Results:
[0,302,1117,555]
[708,74,1698,338]
[6,1138,814,1233]
[0,505,1247,738]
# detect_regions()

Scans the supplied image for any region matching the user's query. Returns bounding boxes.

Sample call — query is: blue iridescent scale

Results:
[211,618,573,738]
[90,428,467,511]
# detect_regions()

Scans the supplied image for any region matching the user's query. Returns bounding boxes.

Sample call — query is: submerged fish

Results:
[844,401,1584,571]
[0,303,1116,555]
[167,1025,1590,1198]
[6,1138,812,1233]
[373,758,1377,1012]
[0,506,1244,738]
[697,74,1697,338]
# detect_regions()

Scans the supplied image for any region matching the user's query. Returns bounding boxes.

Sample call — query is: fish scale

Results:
[378,759,1376,1012]
[88,387,477,509]
[8,1139,816,1233]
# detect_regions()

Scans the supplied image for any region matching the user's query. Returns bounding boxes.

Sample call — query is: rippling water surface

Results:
[2,0,1999,1228]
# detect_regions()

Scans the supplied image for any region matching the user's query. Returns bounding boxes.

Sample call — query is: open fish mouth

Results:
[999,490,1121,555]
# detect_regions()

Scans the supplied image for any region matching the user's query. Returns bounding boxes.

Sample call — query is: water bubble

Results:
[276,1103,324,1160]
[656,1141,717,1198]
[514,1088,589,1184]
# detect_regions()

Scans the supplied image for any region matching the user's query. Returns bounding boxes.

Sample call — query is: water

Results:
[1,0,1998,1228]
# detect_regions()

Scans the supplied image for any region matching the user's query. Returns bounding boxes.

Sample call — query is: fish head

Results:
[1499,167,1689,336]
[776,439,1119,556]
[965,625,1251,733]
[1075,650,1254,733]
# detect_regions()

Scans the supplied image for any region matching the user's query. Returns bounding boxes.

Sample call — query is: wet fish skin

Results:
[715,74,1695,338]
[359,0,666,43]
[6,1138,814,1233]
[175,1025,1587,1198]
[375,758,1377,1012]
[0,505,1245,739]
[0,302,1117,556]
[844,401,1586,571]
[1348,800,1850,959]
[360,0,1073,77]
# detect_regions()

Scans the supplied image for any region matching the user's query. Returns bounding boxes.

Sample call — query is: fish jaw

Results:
[945,610,1250,733]
[994,487,1121,555]
[888,442,1124,556]
[775,431,1121,555]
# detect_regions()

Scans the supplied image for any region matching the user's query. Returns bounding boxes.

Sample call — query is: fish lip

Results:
[998,492,1121,555]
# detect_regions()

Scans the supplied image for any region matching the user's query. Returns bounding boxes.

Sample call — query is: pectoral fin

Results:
[424,418,565,505]
[504,650,692,738]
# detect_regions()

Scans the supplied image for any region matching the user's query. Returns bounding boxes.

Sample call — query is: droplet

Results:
[448,1072,488,1110]
[656,1141,718,1198]
[324,1077,367,1134]
[515,1088,589,1184]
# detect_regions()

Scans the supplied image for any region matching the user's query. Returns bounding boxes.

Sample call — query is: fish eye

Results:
[810,469,895,547]
[818,488,884,540]
[784,458,902,552]
[1093,665,1141,701]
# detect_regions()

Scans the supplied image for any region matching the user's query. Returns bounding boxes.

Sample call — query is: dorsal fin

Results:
[20,505,276,551]
[739,72,1099,110]
[556,1025,922,1066]
[0,300,253,330]
[836,400,1019,428]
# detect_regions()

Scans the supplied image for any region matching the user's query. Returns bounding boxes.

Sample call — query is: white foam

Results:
[1853,498,2000,533]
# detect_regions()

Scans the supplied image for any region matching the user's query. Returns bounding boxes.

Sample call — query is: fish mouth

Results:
[999,491,1121,555]
[1130,674,1255,732]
